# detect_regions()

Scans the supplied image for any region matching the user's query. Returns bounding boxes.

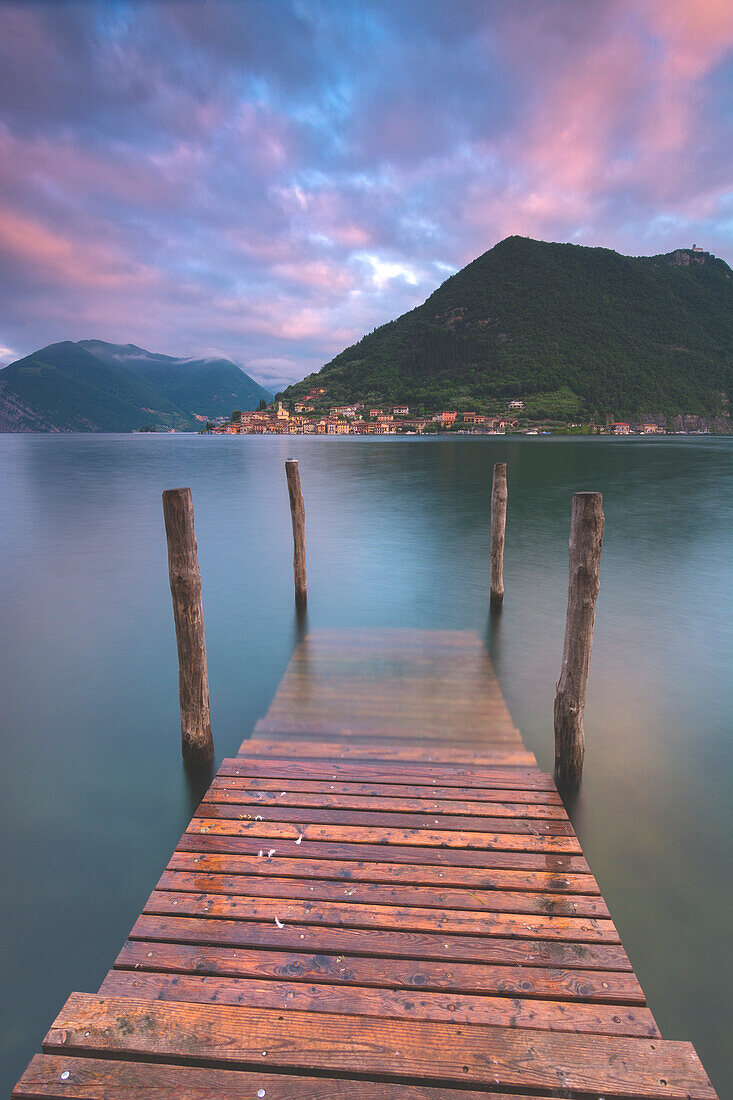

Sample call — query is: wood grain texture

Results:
[222,758,553,789]
[161,488,213,765]
[129,912,634,970]
[13,1055,533,1100]
[490,461,507,606]
[143,888,620,942]
[239,739,535,766]
[178,830,593,871]
[115,938,644,1002]
[206,780,569,817]
[554,491,604,785]
[210,773,563,804]
[43,994,717,1098]
[195,800,577,835]
[12,628,717,1100]
[167,850,601,894]
[99,969,659,1037]
[285,459,307,607]
[156,869,609,918]
[187,816,581,852]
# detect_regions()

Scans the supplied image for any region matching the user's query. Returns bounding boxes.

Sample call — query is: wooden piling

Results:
[490,462,508,606]
[554,491,604,786]
[162,488,214,765]
[285,458,307,607]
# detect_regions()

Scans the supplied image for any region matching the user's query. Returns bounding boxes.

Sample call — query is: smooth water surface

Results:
[1,433,731,1094]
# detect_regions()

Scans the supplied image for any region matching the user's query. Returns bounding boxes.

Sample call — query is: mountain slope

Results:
[78,342,272,419]
[0,341,272,432]
[281,237,733,421]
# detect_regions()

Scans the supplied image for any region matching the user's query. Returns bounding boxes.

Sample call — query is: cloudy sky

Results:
[0,0,731,388]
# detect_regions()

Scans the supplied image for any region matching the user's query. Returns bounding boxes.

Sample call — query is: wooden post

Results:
[162,488,214,765]
[285,458,307,607]
[490,462,507,606]
[554,491,604,786]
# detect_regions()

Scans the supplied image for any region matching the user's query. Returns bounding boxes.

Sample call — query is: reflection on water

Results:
[183,760,215,819]
[0,433,731,1094]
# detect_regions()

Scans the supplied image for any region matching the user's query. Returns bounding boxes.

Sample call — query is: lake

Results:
[1,432,731,1095]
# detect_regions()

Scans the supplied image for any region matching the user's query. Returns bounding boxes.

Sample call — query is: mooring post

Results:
[490,461,508,606]
[285,458,307,607]
[162,487,214,765]
[554,491,604,786]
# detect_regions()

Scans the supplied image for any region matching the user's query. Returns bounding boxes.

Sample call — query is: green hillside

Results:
[0,340,272,432]
[78,341,272,419]
[281,237,733,423]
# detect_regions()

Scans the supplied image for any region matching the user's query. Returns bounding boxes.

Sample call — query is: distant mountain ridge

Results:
[281,237,733,424]
[0,340,272,432]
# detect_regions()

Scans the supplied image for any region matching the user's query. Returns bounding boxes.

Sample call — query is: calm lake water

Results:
[1,433,731,1094]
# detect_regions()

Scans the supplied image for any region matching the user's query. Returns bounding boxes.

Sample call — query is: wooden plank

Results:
[196,801,575,835]
[297,627,483,645]
[264,696,513,712]
[278,664,496,683]
[257,625,520,742]
[144,889,621,943]
[210,774,564,804]
[43,994,717,1098]
[207,782,569,818]
[13,1054,522,1100]
[130,914,634,971]
[178,831,593,872]
[262,696,515,718]
[220,758,554,789]
[116,938,645,1003]
[237,742,536,766]
[253,720,520,742]
[99,968,659,1037]
[168,851,602,895]
[11,628,720,1100]
[264,695,515,715]
[253,725,522,743]
[283,629,488,651]
[188,817,582,853]
[157,869,610,918]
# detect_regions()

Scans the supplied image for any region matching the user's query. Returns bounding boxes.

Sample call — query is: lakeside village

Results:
[206,390,683,437]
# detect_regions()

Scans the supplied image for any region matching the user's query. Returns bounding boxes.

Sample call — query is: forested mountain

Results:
[281,237,732,423]
[0,340,272,432]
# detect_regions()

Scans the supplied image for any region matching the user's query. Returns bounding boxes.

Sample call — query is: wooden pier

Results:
[14,628,717,1098]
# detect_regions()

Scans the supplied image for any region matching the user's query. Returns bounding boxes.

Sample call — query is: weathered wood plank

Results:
[129,914,634,970]
[207,783,568,819]
[157,869,610,918]
[161,488,214,765]
[43,994,717,1098]
[211,774,564,804]
[555,492,604,786]
[13,1054,513,1100]
[144,889,620,943]
[221,757,553,789]
[490,460,508,606]
[253,719,521,742]
[99,968,659,1037]
[116,938,645,1002]
[178,831,592,872]
[11,627,718,1100]
[196,800,576,835]
[285,458,307,607]
[239,740,536,766]
[168,851,601,895]
[187,817,582,852]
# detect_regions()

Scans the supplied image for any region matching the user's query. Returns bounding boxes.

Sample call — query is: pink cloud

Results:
[0,0,729,384]
[0,205,156,291]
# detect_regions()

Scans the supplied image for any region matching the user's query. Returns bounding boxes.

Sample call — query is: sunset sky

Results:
[0,0,731,388]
